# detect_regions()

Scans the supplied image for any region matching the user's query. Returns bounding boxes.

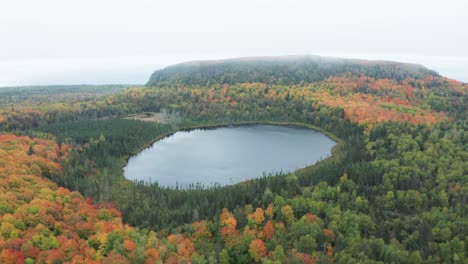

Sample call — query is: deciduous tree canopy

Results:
[0,57,466,263]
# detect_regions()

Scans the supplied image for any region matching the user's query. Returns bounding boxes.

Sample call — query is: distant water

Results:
[124,125,336,188]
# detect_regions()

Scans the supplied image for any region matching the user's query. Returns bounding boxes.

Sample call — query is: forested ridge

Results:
[147,55,438,86]
[0,57,466,263]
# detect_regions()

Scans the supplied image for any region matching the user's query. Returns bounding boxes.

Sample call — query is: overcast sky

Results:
[1,0,467,86]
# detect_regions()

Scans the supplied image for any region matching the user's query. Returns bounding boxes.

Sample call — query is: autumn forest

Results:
[0,56,466,263]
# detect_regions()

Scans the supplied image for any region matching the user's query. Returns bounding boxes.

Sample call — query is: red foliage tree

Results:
[249,239,267,262]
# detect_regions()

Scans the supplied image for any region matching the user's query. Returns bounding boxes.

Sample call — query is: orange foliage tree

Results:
[249,239,267,262]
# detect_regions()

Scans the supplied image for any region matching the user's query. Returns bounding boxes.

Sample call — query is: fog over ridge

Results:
[1,0,467,86]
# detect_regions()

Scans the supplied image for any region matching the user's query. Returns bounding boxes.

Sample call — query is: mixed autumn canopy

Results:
[0,56,466,263]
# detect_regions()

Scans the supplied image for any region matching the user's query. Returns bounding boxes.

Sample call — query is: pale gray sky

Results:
[1,0,467,86]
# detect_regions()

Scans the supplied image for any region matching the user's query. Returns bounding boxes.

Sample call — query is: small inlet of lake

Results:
[124,125,336,188]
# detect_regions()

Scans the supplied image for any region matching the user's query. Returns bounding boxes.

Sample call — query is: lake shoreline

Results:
[119,121,344,189]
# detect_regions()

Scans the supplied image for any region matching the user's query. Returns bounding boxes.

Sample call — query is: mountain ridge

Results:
[147,55,438,86]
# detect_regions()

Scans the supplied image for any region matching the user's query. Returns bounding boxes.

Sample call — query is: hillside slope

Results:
[0,134,201,263]
[0,56,466,263]
[147,55,437,86]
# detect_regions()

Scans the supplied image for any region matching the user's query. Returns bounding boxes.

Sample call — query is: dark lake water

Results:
[123,125,336,188]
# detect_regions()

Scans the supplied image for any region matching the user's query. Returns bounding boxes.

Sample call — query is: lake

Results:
[123,125,336,188]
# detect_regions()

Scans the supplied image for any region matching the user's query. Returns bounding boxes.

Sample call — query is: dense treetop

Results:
[147,55,438,86]
[0,85,130,106]
[0,56,466,263]
[0,133,204,263]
